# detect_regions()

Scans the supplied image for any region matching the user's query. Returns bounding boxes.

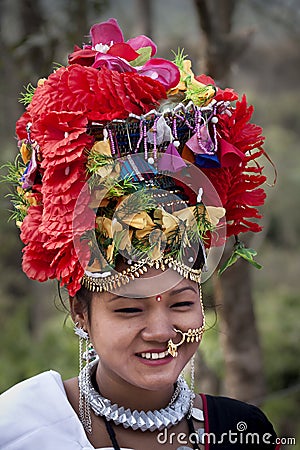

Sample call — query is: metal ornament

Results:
[74,323,93,433]
[191,407,204,422]
[167,326,205,357]
[74,324,89,340]
[79,359,193,432]
[188,355,195,418]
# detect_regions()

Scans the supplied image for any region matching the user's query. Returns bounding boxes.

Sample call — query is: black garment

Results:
[203,394,279,449]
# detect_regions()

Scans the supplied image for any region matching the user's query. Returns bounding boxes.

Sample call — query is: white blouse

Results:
[0,370,133,450]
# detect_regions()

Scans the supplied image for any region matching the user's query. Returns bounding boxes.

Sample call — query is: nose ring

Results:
[167,326,205,357]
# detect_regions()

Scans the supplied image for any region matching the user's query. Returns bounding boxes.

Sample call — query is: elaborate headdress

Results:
[8,18,267,296]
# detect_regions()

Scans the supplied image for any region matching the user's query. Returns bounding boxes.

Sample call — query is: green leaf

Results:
[235,247,262,269]
[130,47,152,67]
[218,240,262,275]
[218,252,240,275]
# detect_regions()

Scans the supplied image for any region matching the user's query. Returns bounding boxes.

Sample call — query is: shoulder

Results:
[204,394,266,418]
[0,371,65,435]
[0,371,88,450]
[0,370,65,412]
[202,394,278,448]
[0,370,64,411]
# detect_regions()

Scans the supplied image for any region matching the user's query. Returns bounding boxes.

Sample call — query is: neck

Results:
[94,363,176,411]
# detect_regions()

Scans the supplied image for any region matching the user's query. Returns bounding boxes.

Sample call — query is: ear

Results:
[69,295,88,328]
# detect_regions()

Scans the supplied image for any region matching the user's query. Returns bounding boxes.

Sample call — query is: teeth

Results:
[140,350,169,360]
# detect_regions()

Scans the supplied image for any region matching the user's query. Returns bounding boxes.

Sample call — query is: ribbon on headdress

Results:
[158,142,187,172]
[218,138,245,167]
[186,133,220,168]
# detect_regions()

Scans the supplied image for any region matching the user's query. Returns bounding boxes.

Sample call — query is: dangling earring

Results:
[74,322,92,433]
[188,354,196,418]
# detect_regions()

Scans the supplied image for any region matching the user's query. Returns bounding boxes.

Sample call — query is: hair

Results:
[75,284,93,321]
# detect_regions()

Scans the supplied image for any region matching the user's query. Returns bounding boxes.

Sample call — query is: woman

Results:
[1,18,280,449]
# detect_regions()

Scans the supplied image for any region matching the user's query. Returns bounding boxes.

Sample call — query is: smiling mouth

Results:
[138,350,170,360]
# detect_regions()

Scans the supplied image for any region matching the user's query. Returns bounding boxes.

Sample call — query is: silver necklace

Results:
[79,360,194,432]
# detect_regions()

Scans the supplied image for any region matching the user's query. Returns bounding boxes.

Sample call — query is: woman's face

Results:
[74,268,204,393]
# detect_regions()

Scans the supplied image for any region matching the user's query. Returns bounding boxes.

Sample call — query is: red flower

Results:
[21,205,57,282]
[196,74,238,102]
[16,111,32,140]
[201,95,266,237]
[22,242,57,282]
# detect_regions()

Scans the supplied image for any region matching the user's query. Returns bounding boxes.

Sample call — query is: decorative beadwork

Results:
[82,256,202,293]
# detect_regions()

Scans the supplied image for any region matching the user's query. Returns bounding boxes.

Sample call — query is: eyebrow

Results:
[171,286,198,296]
[108,285,198,302]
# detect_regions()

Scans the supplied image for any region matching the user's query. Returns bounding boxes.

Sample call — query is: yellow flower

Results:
[24,192,39,206]
[96,217,113,237]
[88,140,114,179]
[20,142,31,164]
[173,206,196,227]
[37,78,47,87]
[128,212,155,236]
[206,206,226,226]
[148,229,167,261]
[95,217,114,262]
[169,59,216,106]
[93,140,111,156]
[112,219,133,252]
[154,207,179,234]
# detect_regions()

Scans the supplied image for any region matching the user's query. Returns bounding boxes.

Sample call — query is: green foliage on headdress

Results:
[218,239,262,275]
[172,48,188,71]
[1,157,28,224]
[19,83,36,106]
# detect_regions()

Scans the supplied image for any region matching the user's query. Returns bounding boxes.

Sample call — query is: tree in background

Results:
[193,0,266,404]
[1,1,300,443]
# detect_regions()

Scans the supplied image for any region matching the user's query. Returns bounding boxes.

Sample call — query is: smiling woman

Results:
[0,17,280,450]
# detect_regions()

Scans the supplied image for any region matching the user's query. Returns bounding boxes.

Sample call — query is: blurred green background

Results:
[0,0,299,448]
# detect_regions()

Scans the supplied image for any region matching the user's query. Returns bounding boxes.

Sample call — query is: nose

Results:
[141,310,176,344]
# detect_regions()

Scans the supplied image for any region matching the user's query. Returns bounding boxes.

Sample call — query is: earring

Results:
[188,354,196,418]
[74,323,92,433]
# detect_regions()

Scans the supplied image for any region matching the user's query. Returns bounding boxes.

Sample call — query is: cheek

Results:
[184,340,200,358]
[89,319,133,359]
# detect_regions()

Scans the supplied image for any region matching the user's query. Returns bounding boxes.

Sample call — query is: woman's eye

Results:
[171,301,194,309]
[114,307,142,314]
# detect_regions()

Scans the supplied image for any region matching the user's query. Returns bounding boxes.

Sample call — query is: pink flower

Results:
[90,18,157,58]
[69,18,156,67]
[138,58,180,90]
[68,18,180,90]
[93,53,136,73]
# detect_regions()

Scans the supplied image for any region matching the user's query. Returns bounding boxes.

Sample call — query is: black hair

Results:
[75,284,93,322]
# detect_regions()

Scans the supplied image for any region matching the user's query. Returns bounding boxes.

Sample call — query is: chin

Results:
[136,369,182,391]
